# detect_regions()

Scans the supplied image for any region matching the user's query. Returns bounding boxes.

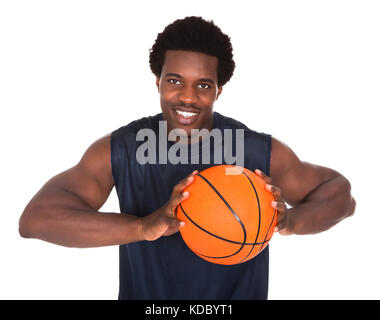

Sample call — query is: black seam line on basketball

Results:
[258,209,277,253]
[238,169,262,263]
[197,173,247,245]
[190,172,247,252]
[192,248,239,260]
[179,203,268,246]
[192,239,270,260]
[179,204,244,259]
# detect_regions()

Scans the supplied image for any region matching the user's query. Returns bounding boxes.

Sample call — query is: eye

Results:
[198,83,211,89]
[168,79,181,85]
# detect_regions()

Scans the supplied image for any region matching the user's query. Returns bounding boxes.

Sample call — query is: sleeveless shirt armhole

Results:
[111,128,129,193]
[110,130,120,191]
[266,134,272,177]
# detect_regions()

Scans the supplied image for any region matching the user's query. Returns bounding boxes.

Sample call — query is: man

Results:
[19,16,356,299]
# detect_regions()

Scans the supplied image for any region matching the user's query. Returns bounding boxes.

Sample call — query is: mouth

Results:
[172,107,201,125]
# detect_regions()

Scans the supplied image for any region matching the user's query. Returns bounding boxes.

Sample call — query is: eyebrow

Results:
[164,73,215,84]
[165,73,183,78]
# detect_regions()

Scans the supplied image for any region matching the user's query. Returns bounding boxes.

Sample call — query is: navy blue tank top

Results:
[111,112,272,299]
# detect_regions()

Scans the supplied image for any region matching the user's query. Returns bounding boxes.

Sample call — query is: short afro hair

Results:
[149,16,235,87]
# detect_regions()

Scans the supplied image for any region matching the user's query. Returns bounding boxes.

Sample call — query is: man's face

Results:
[156,50,223,136]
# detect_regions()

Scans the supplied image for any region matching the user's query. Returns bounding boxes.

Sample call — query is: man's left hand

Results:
[255,169,292,236]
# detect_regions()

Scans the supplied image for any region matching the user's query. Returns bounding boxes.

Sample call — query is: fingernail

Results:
[182,191,189,197]
[266,184,272,191]
[271,201,277,208]
[255,169,262,175]
[188,176,194,182]
[180,221,186,227]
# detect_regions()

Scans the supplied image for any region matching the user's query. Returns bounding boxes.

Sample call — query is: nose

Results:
[178,85,198,105]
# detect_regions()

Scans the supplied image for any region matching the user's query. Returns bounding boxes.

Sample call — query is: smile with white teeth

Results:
[175,110,198,118]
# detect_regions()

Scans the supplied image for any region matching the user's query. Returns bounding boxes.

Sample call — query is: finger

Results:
[266,184,283,202]
[169,190,190,212]
[275,218,286,230]
[279,228,292,236]
[274,210,292,235]
[168,217,185,228]
[163,218,186,237]
[273,221,282,233]
[271,200,287,212]
[254,169,272,184]
[273,225,289,234]
[172,170,198,195]
[275,222,292,236]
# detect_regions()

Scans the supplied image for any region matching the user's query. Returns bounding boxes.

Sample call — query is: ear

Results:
[216,86,223,100]
[156,76,160,92]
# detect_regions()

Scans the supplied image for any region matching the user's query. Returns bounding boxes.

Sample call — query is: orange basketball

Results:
[176,165,277,265]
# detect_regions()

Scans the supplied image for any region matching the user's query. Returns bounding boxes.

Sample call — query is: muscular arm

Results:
[19,134,144,247]
[270,137,356,235]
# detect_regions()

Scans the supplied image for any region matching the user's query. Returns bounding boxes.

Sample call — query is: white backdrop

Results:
[1,0,379,299]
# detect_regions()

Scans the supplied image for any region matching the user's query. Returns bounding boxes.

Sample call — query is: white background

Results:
[1,0,379,299]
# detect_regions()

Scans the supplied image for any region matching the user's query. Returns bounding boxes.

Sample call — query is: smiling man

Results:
[19,16,356,300]
[157,50,222,135]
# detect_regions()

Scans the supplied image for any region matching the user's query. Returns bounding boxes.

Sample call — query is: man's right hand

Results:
[141,170,198,241]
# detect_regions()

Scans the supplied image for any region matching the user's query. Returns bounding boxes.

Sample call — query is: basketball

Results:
[176,165,277,265]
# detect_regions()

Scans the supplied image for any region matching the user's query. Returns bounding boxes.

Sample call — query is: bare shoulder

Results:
[270,137,340,206]
[75,133,114,196]
[270,137,304,182]
[39,133,114,211]
[77,133,111,173]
